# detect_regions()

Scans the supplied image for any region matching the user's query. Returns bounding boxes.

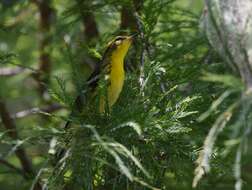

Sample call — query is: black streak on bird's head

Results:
[107,36,133,50]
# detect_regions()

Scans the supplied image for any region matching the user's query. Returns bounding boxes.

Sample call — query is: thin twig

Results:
[12,103,63,119]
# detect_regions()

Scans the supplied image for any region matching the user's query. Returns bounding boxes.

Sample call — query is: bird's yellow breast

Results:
[99,51,125,112]
[99,35,132,112]
[108,54,125,106]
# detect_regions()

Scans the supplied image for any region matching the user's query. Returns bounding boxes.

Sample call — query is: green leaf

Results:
[165,125,192,134]
[111,121,142,136]
[201,72,244,90]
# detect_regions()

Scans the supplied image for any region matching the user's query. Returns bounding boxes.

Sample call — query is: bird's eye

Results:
[115,39,122,45]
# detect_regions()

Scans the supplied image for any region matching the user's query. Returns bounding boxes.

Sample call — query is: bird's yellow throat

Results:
[99,36,133,112]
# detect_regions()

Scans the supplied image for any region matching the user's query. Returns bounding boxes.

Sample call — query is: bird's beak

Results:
[128,33,138,41]
[127,36,133,43]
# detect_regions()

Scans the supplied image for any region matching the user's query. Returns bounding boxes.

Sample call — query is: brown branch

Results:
[120,0,143,33]
[120,6,137,32]
[78,0,99,70]
[82,12,99,70]
[0,67,25,76]
[82,12,99,42]
[0,97,42,190]
[75,0,99,42]
[120,0,143,72]
[33,0,54,98]
[0,99,19,139]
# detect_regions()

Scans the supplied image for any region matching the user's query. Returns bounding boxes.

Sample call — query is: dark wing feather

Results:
[56,39,117,163]
[64,43,115,129]
[86,43,115,89]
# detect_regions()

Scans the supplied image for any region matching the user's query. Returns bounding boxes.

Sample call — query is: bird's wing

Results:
[64,43,115,129]
[86,43,115,89]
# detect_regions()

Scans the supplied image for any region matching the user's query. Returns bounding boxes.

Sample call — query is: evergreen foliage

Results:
[0,0,252,190]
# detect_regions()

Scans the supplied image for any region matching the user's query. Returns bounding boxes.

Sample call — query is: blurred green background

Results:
[1,0,252,190]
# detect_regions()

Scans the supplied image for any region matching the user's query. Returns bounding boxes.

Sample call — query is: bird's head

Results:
[107,35,134,58]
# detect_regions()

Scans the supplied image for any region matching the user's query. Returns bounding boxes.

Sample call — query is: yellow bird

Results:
[65,35,133,128]
[52,36,133,162]
[99,35,133,112]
